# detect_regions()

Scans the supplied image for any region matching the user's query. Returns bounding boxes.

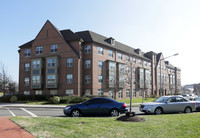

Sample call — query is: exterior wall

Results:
[18,21,181,99]
[19,21,81,96]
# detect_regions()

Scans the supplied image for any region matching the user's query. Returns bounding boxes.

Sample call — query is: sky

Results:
[0,0,200,85]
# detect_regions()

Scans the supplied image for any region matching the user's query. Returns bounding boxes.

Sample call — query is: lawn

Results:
[11,113,200,138]
[118,97,156,104]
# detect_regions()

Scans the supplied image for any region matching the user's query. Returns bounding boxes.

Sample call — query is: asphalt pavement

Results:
[0,103,143,117]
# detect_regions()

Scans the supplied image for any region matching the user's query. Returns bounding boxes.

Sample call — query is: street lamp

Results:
[159,53,178,96]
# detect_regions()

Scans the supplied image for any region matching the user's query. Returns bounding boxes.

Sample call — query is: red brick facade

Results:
[18,20,181,99]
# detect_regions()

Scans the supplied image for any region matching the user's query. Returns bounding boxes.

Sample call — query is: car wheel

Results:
[110,109,119,117]
[184,107,192,113]
[154,107,163,115]
[71,109,81,117]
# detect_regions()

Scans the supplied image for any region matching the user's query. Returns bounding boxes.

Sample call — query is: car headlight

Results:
[65,106,71,110]
[147,105,154,108]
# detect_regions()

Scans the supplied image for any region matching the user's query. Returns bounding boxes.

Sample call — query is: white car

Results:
[139,96,196,115]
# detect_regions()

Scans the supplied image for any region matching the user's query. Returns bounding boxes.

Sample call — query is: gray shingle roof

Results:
[75,30,151,61]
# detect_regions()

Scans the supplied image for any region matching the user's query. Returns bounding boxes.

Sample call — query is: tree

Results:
[124,54,135,113]
[0,63,17,96]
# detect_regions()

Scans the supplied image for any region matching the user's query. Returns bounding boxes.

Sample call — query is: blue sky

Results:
[1,0,200,85]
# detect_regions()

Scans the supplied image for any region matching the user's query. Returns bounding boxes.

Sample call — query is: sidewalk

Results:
[0,117,35,138]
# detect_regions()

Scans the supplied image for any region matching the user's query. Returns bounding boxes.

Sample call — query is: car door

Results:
[81,99,102,116]
[164,97,177,113]
[175,97,189,112]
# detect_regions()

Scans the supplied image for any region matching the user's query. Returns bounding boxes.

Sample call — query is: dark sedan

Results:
[63,97,128,117]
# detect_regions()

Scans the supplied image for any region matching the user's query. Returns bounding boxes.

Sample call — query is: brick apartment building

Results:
[18,20,181,99]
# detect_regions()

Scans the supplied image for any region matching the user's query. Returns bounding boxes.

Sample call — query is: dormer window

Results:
[107,37,115,45]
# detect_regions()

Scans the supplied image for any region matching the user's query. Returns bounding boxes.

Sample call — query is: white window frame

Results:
[85,60,91,68]
[51,44,58,53]
[24,91,30,95]
[24,77,29,86]
[36,46,43,55]
[67,58,73,67]
[98,46,103,55]
[35,90,42,95]
[25,63,30,71]
[85,45,91,54]
[24,49,31,57]
[85,75,91,84]
[66,89,74,96]
[67,74,73,83]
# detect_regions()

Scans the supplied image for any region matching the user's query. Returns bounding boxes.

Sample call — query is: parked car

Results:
[195,97,200,111]
[139,96,196,115]
[182,94,190,100]
[63,97,128,117]
[189,94,197,101]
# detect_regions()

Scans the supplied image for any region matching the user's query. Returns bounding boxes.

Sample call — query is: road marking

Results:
[20,108,38,117]
[7,108,16,117]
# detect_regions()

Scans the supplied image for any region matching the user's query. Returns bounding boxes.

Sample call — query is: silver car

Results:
[139,96,196,115]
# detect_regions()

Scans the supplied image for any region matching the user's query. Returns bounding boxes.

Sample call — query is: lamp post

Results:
[159,53,178,96]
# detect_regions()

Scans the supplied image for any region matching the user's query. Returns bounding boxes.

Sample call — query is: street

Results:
[0,106,143,117]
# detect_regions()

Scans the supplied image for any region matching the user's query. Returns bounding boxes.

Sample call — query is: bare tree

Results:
[124,54,135,113]
[0,63,17,96]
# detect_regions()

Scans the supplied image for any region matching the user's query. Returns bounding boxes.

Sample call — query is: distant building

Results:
[18,20,181,99]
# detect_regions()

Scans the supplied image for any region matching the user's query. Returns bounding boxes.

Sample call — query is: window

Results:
[85,45,91,54]
[108,50,113,57]
[32,76,40,84]
[51,44,58,53]
[24,77,29,86]
[119,90,123,98]
[118,53,122,60]
[67,58,73,67]
[126,55,130,61]
[85,89,91,95]
[24,91,30,95]
[32,70,40,75]
[149,62,151,67]
[132,57,136,63]
[66,74,73,83]
[109,61,116,70]
[98,46,103,55]
[98,61,103,69]
[109,90,114,99]
[35,90,42,95]
[32,59,40,69]
[48,58,56,67]
[98,89,103,96]
[144,61,147,66]
[25,63,30,71]
[138,59,142,65]
[85,75,91,84]
[126,89,130,98]
[66,89,74,96]
[50,90,57,95]
[98,75,103,83]
[47,75,56,83]
[85,60,91,68]
[47,69,55,74]
[36,46,43,55]
[24,49,31,57]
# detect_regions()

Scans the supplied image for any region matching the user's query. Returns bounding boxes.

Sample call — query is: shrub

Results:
[10,95,17,103]
[60,96,84,104]
[52,96,60,104]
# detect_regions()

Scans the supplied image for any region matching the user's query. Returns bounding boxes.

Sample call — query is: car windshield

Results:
[154,97,169,103]
[195,97,200,101]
